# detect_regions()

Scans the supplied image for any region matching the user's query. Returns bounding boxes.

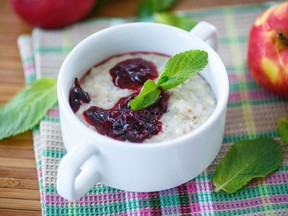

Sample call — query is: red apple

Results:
[10,0,97,29]
[247,2,288,98]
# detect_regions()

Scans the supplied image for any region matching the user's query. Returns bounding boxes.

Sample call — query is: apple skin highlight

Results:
[247,2,288,98]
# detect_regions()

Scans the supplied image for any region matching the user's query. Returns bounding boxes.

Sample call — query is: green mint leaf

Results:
[213,138,283,193]
[277,116,288,144]
[136,0,176,18]
[157,50,208,90]
[130,80,160,110]
[0,78,57,140]
[130,50,208,110]
[154,12,197,31]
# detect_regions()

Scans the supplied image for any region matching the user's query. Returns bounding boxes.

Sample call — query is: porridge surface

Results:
[76,52,216,143]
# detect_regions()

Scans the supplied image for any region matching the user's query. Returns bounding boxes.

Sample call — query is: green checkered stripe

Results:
[18,2,288,215]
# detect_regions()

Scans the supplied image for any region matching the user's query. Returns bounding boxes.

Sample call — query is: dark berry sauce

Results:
[83,91,169,143]
[109,58,158,90]
[69,78,90,112]
[69,52,170,143]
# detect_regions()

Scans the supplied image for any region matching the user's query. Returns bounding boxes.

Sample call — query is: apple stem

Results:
[278,32,288,46]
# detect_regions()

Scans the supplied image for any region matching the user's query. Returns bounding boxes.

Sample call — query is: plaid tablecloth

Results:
[17,2,288,215]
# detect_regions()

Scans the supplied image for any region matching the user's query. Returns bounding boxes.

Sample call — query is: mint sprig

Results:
[130,50,208,110]
[213,138,283,193]
[154,12,197,31]
[129,80,161,110]
[136,0,177,18]
[0,78,57,140]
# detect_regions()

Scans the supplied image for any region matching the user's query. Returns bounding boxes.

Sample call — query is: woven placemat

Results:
[17,3,288,215]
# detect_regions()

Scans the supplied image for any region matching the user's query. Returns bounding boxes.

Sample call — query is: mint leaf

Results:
[157,50,208,90]
[213,138,283,193]
[130,80,160,110]
[0,78,57,140]
[130,50,208,110]
[277,116,288,144]
[136,0,176,18]
[154,12,197,31]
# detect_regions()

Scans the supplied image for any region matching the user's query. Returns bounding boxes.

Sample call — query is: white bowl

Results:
[57,22,229,201]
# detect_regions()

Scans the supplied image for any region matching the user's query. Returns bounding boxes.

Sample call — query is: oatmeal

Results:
[71,52,216,143]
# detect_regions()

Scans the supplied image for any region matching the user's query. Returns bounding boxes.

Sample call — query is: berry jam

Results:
[109,58,158,90]
[69,55,170,143]
[69,78,90,112]
[83,91,169,143]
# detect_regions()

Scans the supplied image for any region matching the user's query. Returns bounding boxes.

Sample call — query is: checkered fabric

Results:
[17,2,288,215]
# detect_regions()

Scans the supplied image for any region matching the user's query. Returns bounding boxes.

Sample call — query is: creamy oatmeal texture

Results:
[76,53,216,143]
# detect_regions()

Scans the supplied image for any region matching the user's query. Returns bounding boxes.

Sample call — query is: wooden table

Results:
[0,0,271,215]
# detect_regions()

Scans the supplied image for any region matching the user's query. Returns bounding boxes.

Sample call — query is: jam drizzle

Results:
[69,78,90,112]
[109,58,158,91]
[83,91,169,143]
[69,54,170,143]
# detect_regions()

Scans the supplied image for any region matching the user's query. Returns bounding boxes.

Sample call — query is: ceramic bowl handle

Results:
[57,142,100,201]
[190,21,218,51]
